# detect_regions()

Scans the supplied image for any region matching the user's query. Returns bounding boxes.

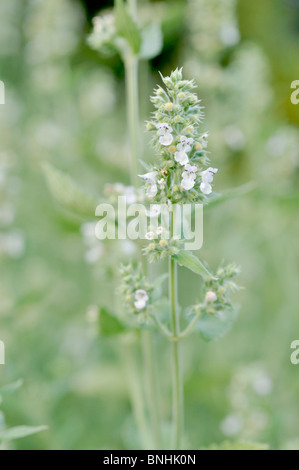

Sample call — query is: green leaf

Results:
[0,425,48,442]
[99,307,127,337]
[42,162,98,218]
[194,305,239,341]
[172,251,215,279]
[139,23,163,60]
[115,0,141,55]
[0,379,23,396]
[203,441,269,450]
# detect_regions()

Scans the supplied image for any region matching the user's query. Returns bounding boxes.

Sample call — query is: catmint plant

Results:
[120,68,240,449]
[82,0,240,450]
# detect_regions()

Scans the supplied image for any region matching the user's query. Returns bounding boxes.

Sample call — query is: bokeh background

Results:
[0,0,299,450]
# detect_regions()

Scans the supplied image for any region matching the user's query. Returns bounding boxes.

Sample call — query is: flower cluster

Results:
[87,10,116,55]
[142,226,183,263]
[188,263,241,317]
[140,68,218,205]
[119,264,153,322]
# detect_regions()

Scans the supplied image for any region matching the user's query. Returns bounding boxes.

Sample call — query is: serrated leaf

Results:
[42,162,98,218]
[194,305,239,341]
[0,425,48,441]
[99,307,127,337]
[139,22,163,60]
[0,379,23,395]
[204,440,269,450]
[172,251,215,279]
[115,0,141,55]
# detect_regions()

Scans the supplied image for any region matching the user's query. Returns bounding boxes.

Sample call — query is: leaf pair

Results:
[115,0,163,59]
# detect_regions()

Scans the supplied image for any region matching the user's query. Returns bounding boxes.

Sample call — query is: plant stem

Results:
[125,54,139,188]
[169,213,184,450]
[179,311,202,339]
[123,339,152,449]
[143,330,162,449]
[124,0,161,449]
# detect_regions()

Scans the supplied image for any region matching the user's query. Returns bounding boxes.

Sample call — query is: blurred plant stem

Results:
[125,55,139,188]
[169,212,184,449]
[123,0,161,450]
[123,339,152,449]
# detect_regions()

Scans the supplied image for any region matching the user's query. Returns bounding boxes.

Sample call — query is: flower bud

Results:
[165,102,173,111]
[205,291,217,303]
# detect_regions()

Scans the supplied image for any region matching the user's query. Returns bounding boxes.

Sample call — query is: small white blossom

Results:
[200,167,218,195]
[134,289,149,310]
[156,226,164,235]
[158,178,166,189]
[145,231,155,240]
[181,164,197,190]
[205,291,218,303]
[174,136,193,165]
[157,123,173,146]
[145,204,161,217]
[138,172,158,198]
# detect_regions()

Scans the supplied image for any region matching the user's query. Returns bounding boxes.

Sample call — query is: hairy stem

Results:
[169,213,184,449]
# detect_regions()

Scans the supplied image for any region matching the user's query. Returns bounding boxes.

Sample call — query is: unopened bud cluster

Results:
[189,264,241,317]
[142,229,183,263]
[119,264,153,322]
[87,10,116,55]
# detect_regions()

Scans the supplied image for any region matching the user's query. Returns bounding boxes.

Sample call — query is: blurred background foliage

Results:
[0,0,299,450]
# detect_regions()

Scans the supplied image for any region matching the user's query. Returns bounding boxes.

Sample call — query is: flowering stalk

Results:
[88,0,162,449]
[122,0,162,449]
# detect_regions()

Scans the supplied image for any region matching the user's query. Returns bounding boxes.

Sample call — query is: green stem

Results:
[179,310,202,339]
[123,340,152,449]
[124,0,161,449]
[125,55,139,188]
[142,330,162,449]
[169,214,184,450]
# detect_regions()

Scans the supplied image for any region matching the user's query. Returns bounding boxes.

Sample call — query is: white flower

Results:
[200,182,212,194]
[158,178,166,189]
[174,136,194,165]
[174,151,189,165]
[181,178,195,190]
[205,291,217,303]
[138,172,158,198]
[156,226,164,235]
[145,204,161,217]
[199,133,209,149]
[157,123,173,146]
[200,167,218,195]
[181,163,197,190]
[145,231,155,240]
[180,136,194,153]
[134,289,149,310]
[183,164,197,180]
